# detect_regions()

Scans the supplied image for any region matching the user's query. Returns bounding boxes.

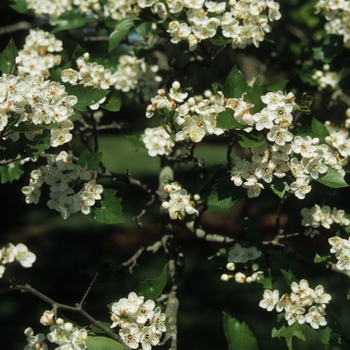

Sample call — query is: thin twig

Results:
[0,21,31,35]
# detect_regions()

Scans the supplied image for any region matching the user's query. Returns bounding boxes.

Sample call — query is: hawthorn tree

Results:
[1,0,350,349]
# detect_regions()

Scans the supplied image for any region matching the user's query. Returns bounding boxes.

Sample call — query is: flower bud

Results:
[172,81,181,90]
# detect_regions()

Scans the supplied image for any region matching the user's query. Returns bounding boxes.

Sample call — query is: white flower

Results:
[259,289,279,311]
[119,323,141,349]
[14,243,36,268]
[150,306,166,333]
[290,176,312,199]
[24,327,47,350]
[305,306,327,329]
[285,306,305,325]
[140,326,160,350]
[267,126,293,146]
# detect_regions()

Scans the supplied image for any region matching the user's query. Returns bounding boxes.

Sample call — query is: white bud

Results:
[235,272,246,283]
[246,276,253,283]
[221,273,230,282]
[162,202,170,209]
[203,90,212,98]
[83,52,90,60]
[226,262,235,271]
[188,97,196,106]
[323,64,330,71]
[56,318,64,325]
[64,322,73,332]
[312,137,319,145]
[193,194,200,201]
[172,81,181,90]
[252,263,259,271]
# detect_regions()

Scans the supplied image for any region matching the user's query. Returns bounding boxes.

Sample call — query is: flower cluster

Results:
[220,243,264,283]
[161,181,199,220]
[25,0,72,22]
[0,242,36,278]
[146,82,226,143]
[21,151,104,219]
[24,310,88,350]
[228,90,348,199]
[0,73,76,147]
[315,0,350,48]
[328,236,350,270]
[113,55,162,101]
[301,204,349,237]
[311,64,340,91]
[142,125,175,157]
[61,52,118,109]
[324,125,350,160]
[110,292,166,350]
[259,279,331,329]
[103,0,141,21]
[139,0,281,51]
[16,29,63,79]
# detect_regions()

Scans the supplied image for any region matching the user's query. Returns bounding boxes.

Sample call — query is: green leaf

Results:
[316,167,349,188]
[271,323,306,350]
[223,66,248,98]
[236,132,265,148]
[0,39,18,75]
[86,336,125,350]
[109,18,138,52]
[223,312,259,350]
[246,78,267,113]
[258,276,273,289]
[126,135,144,151]
[195,164,221,193]
[0,161,23,184]
[11,123,59,133]
[24,133,51,158]
[92,189,124,224]
[318,327,332,345]
[314,253,331,263]
[9,0,29,13]
[216,109,243,130]
[64,85,110,111]
[270,180,289,199]
[208,177,243,209]
[89,322,113,335]
[312,35,343,63]
[280,269,297,286]
[265,80,289,92]
[136,264,168,300]
[77,152,102,170]
[52,11,89,33]
[311,117,329,143]
[102,94,121,112]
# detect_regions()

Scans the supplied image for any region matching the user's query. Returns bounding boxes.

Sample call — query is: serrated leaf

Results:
[126,135,144,151]
[86,336,125,350]
[318,327,332,345]
[246,78,267,113]
[90,322,113,335]
[216,109,243,130]
[92,189,123,224]
[77,152,102,170]
[0,39,18,74]
[236,132,265,148]
[109,18,138,52]
[52,11,89,33]
[136,264,168,300]
[311,117,329,142]
[312,35,343,63]
[314,253,330,263]
[223,312,259,350]
[0,161,24,184]
[195,164,221,193]
[317,167,349,188]
[271,323,306,350]
[9,0,29,13]
[208,177,243,209]
[24,133,51,157]
[270,180,289,199]
[280,269,297,286]
[64,85,110,111]
[265,80,289,92]
[102,94,121,112]
[258,276,273,289]
[223,66,248,98]
[11,123,59,133]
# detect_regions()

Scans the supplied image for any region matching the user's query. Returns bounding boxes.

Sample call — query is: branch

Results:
[0,284,129,347]
[0,21,31,35]
[186,220,234,243]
